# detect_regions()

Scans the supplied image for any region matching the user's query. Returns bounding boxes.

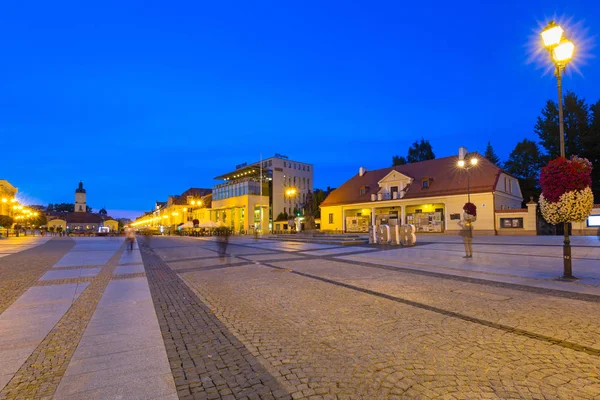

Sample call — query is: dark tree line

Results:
[386,91,599,207]
[392,138,435,166]
[47,203,93,213]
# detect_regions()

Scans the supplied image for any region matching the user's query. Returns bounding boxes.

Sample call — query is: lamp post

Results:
[457,156,478,203]
[540,20,576,279]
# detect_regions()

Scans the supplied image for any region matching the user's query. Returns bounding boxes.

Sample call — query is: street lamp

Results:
[457,157,478,203]
[540,20,576,279]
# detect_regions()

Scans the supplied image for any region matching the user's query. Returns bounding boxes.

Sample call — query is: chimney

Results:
[359,167,366,177]
[458,147,468,160]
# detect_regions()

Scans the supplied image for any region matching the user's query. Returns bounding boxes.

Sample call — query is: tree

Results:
[52,203,74,212]
[0,215,14,237]
[99,208,107,215]
[407,138,435,163]
[583,100,600,200]
[31,214,47,227]
[86,206,93,213]
[275,212,289,221]
[313,187,335,219]
[484,141,500,166]
[504,139,544,206]
[535,91,589,160]
[392,155,407,166]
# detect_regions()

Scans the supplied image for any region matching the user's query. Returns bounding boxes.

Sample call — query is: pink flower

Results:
[540,156,592,203]
[463,202,477,217]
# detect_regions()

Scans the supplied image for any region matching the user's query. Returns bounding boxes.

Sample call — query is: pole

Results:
[259,153,263,236]
[467,170,471,204]
[557,67,566,159]
[556,66,573,278]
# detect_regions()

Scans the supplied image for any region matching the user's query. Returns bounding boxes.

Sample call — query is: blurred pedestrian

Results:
[457,219,473,258]
[217,228,230,258]
[125,226,136,250]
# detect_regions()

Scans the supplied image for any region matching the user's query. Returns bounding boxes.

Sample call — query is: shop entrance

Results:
[405,204,445,233]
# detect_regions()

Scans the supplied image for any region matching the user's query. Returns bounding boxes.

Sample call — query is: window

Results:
[329,213,334,224]
[422,180,429,188]
[360,186,366,195]
[307,166,310,172]
[268,160,272,166]
[294,163,296,169]
[587,215,600,227]
[500,217,523,228]
[391,186,398,194]
[302,165,306,171]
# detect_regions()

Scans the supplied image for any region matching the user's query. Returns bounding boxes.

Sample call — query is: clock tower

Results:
[75,181,87,213]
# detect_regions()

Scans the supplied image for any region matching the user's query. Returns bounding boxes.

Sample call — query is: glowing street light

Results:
[539,20,576,279]
[541,21,564,48]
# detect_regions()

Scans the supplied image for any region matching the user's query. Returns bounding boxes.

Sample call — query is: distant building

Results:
[0,180,18,217]
[319,154,524,235]
[211,154,314,232]
[46,182,119,232]
[132,187,212,231]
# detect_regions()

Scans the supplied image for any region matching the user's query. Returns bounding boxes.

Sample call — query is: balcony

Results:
[370,191,404,201]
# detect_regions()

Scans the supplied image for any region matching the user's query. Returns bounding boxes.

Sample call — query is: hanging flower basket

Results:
[539,156,594,225]
[463,202,477,222]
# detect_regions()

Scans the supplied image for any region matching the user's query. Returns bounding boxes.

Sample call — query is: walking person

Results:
[125,226,136,251]
[217,228,230,259]
[457,219,473,258]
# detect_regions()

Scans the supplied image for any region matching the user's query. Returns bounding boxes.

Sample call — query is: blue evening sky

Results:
[1,1,598,218]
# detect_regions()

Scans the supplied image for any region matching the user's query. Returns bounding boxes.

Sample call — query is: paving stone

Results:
[139,237,290,400]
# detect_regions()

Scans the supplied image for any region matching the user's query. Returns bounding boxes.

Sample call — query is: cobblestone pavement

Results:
[0,237,74,314]
[1,235,600,399]
[146,236,600,399]
[139,237,290,400]
[0,238,177,400]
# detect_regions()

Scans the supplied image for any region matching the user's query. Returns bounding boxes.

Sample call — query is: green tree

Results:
[31,214,47,227]
[484,141,500,165]
[53,203,74,212]
[583,100,600,199]
[392,155,407,166]
[313,187,335,219]
[504,139,544,205]
[0,215,14,237]
[407,138,435,163]
[534,91,589,160]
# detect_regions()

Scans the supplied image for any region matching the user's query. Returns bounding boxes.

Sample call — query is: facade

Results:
[319,154,523,235]
[0,180,18,217]
[212,154,314,232]
[132,188,212,231]
[75,181,87,212]
[46,182,119,232]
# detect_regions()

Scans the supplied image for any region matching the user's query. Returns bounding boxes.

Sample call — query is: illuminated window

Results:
[329,213,333,224]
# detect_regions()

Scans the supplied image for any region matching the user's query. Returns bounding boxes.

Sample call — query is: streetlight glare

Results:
[457,160,465,168]
[541,23,563,48]
[470,158,478,166]
[553,40,575,62]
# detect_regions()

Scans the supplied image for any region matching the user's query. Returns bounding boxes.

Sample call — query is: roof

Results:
[64,212,104,224]
[173,188,212,205]
[320,154,509,207]
[75,181,86,194]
